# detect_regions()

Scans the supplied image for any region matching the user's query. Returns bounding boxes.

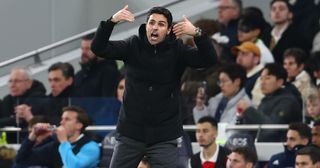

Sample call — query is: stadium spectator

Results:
[74,33,120,97]
[232,41,264,98]
[237,14,274,65]
[193,63,250,124]
[269,0,308,64]
[215,0,242,62]
[237,63,302,141]
[0,68,46,143]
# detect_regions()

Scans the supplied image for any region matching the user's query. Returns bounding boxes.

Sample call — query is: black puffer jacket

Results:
[92,19,217,144]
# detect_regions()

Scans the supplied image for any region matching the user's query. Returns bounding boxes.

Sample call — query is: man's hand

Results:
[29,123,50,141]
[55,126,68,143]
[236,99,250,118]
[111,5,135,23]
[173,16,197,38]
[15,104,33,122]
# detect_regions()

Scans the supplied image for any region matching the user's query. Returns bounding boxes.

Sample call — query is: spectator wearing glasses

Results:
[193,63,250,124]
[216,0,242,62]
[0,68,47,143]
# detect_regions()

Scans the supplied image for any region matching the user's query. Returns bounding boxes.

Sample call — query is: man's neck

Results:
[202,143,217,160]
[68,133,82,143]
[273,22,290,36]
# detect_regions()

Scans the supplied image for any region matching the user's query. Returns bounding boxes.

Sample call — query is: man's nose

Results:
[152,24,158,29]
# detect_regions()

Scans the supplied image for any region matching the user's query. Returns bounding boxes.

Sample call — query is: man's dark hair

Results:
[289,122,312,142]
[197,116,218,129]
[82,32,95,41]
[263,63,287,81]
[238,14,264,33]
[28,115,51,129]
[283,48,307,66]
[296,146,320,164]
[146,7,172,28]
[194,19,221,37]
[232,147,258,165]
[48,62,75,79]
[243,6,264,18]
[270,0,293,12]
[63,106,92,133]
[219,63,247,88]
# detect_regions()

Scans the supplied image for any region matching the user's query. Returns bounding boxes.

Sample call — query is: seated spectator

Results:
[232,41,264,98]
[312,121,320,148]
[237,63,302,141]
[74,33,120,97]
[46,62,75,124]
[193,63,250,124]
[268,122,312,168]
[268,0,308,64]
[306,89,320,124]
[216,0,242,62]
[226,147,257,168]
[242,6,272,47]
[237,13,274,65]
[295,146,320,168]
[283,48,313,104]
[190,116,230,168]
[14,116,54,168]
[1,68,46,143]
[15,106,100,168]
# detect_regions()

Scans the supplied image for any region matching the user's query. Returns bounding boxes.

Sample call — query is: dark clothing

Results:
[190,146,230,168]
[291,0,319,53]
[74,58,120,97]
[91,19,217,144]
[0,80,46,127]
[0,80,47,143]
[271,24,308,64]
[46,85,74,125]
[268,145,306,168]
[220,19,240,62]
[14,135,92,168]
[110,135,180,168]
[243,84,302,141]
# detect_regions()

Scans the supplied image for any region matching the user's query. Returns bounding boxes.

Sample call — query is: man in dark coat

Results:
[74,33,120,97]
[269,0,309,63]
[91,5,217,168]
[237,63,303,141]
[0,68,46,143]
[46,62,75,125]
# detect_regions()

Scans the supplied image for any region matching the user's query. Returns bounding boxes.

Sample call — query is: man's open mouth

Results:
[151,32,158,40]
